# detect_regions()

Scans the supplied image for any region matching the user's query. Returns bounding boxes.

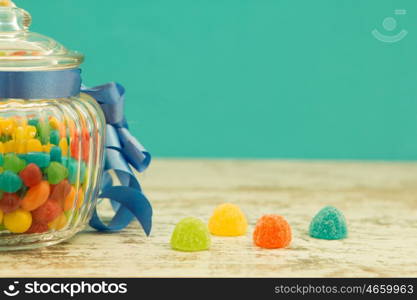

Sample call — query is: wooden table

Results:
[1,159,416,277]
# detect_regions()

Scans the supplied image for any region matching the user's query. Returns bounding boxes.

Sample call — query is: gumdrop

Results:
[19,163,42,187]
[208,203,248,236]
[32,199,62,224]
[309,206,347,240]
[0,170,22,193]
[0,193,21,213]
[26,222,49,234]
[25,152,50,168]
[3,153,26,173]
[170,217,211,252]
[253,215,292,249]
[46,162,68,184]
[21,181,50,211]
[50,146,62,162]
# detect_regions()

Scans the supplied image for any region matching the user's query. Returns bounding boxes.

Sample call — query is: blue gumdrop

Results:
[50,130,60,145]
[0,170,23,193]
[50,146,62,162]
[25,152,51,168]
[309,206,348,240]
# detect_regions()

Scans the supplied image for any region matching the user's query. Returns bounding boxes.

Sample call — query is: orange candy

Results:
[253,215,292,249]
[21,181,50,211]
[63,186,76,211]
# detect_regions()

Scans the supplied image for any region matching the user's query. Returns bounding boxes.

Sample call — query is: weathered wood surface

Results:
[0,159,416,277]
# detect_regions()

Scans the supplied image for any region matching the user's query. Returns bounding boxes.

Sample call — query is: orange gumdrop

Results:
[21,181,50,212]
[253,215,292,249]
[63,186,76,211]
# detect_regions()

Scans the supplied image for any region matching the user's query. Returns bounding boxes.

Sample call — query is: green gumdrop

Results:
[38,120,50,145]
[3,154,26,173]
[0,171,23,193]
[50,130,60,145]
[170,217,211,252]
[25,152,50,168]
[309,206,348,240]
[46,162,69,184]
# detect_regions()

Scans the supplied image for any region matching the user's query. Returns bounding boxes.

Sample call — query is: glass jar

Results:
[0,2,106,250]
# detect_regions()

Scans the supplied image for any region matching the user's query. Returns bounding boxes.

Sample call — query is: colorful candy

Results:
[208,203,248,236]
[46,162,68,184]
[26,222,49,234]
[19,163,42,187]
[21,181,50,211]
[0,171,23,193]
[25,152,50,168]
[50,146,62,162]
[253,215,292,249]
[170,217,211,252]
[3,154,26,173]
[3,209,32,233]
[309,206,348,240]
[0,193,21,213]
[31,199,62,224]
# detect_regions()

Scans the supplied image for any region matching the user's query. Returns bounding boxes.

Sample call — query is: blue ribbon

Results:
[0,69,153,235]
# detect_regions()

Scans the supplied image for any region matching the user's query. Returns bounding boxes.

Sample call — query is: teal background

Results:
[20,0,417,160]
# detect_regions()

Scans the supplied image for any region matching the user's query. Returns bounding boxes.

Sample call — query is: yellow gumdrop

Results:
[59,138,68,156]
[43,143,53,153]
[16,140,26,154]
[0,142,4,154]
[208,203,248,237]
[0,119,15,136]
[0,209,3,224]
[26,139,43,152]
[4,209,32,233]
[48,213,67,230]
[4,140,16,153]
[49,117,60,130]
[15,126,25,140]
[25,125,37,139]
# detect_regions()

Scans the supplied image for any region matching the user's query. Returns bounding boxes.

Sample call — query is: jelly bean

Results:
[3,153,26,173]
[208,203,248,236]
[50,146,62,162]
[50,130,60,145]
[309,206,348,240]
[48,213,67,230]
[26,222,49,234]
[0,171,22,193]
[26,139,43,152]
[25,152,50,168]
[0,193,21,213]
[25,125,37,139]
[50,179,71,205]
[3,209,32,233]
[63,186,76,211]
[46,162,68,184]
[19,163,42,187]
[38,120,50,145]
[170,217,211,252]
[32,199,62,224]
[28,118,39,127]
[0,209,3,224]
[21,181,50,211]
[49,117,60,130]
[59,138,69,156]
[253,215,292,249]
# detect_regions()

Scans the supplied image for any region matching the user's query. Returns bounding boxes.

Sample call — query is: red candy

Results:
[31,200,62,224]
[26,222,49,234]
[19,163,42,187]
[50,180,72,206]
[0,193,21,213]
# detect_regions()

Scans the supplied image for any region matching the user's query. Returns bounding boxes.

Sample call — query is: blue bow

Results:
[82,83,153,235]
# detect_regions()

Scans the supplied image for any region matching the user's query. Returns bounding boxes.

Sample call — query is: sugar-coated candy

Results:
[21,181,50,211]
[46,162,68,184]
[3,153,26,173]
[38,119,50,145]
[59,138,69,156]
[50,179,71,206]
[309,206,347,240]
[208,203,248,236]
[26,139,43,152]
[50,130,60,145]
[19,163,42,187]
[170,217,211,252]
[3,209,32,233]
[48,213,67,230]
[50,146,62,162]
[253,215,292,249]
[25,152,50,168]
[26,222,49,234]
[28,118,39,127]
[0,170,23,193]
[0,193,21,213]
[25,125,37,139]
[32,199,62,224]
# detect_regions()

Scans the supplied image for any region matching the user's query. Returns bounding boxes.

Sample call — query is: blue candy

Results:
[309,206,348,240]
[50,130,60,145]
[0,170,22,193]
[25,152,51,168]
[50,146,62,162]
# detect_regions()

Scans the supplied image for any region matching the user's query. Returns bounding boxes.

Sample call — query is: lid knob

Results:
[0,0,31,32]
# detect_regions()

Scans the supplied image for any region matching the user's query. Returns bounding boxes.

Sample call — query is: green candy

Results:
[3,153,26,173]
[67,158,86,184]
[25,152,50,168]
[38,120,50,145]
[0,171,23,193]
[309,206,348,240]
[28,118,39,127]
[46,162,69,184]
[170,217,211,252]
[50,130,60,145]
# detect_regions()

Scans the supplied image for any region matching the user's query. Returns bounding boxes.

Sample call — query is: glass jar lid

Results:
[0,0,83,71]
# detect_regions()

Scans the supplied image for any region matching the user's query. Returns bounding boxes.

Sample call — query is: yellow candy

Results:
[25,125,37,138]
[208,203,248,237]
[48,213,67,230]
[4,209,32,233]
[4,140,16,153]
[15,126,25,140]
[26,139,43,152]
[15,140,26,154]
[0,142,4,154]
[0,209,3,224]
[49,117,60,130]
[43,143,53,153]
[59,138,68,156]
[0,119,15,135]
